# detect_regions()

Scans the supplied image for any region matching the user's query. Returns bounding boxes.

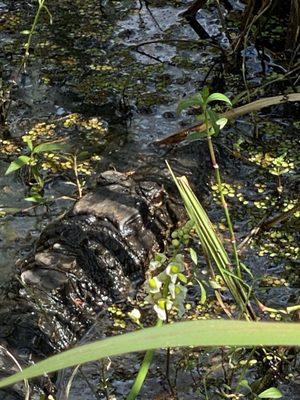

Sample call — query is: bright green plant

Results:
[178,88,242,280]
[0,320,298,391]
[167,164,254,321]
[127,222,192,400]
[22,0,52,70]
[5,137,65,202]
[3,0,52,121]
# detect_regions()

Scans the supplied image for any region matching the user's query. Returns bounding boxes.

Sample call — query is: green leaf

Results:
[240,262,253,278]
[31,166,44,188]
[198,280,207,304]
[189,248,198,265]
[5,156,31,175]
[207,109,220,135]
[177,93,203,114]
[186,130,209,141]
[210,280,223,289]
[32,142,65,154]
[22,136,33,151]
[237,379,251,391]
[24,194,44,203]
[0,320,299,390]
[195,113,205,121]
[216,117,228,130]
[207,93,232,106]
[43,4,53,24]
[202,86,210,101]
[258,387,283,398]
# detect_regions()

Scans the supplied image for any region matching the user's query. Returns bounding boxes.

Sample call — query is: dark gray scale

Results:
[16,170,180,351]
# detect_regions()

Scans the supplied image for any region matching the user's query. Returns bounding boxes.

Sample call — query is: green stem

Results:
[126,320,163,400]
[3,0,49,121]
[127,277,171,400]
[204,109,241,278]
[24,0,46,66]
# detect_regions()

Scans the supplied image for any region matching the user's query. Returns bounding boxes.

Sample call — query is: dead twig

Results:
[155,93,300,145]
[238,200,300,253]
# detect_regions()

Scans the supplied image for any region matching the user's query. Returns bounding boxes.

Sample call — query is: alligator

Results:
[0,168,187,398]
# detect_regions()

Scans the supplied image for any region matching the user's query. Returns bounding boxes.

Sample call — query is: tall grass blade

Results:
[0,320,298,389]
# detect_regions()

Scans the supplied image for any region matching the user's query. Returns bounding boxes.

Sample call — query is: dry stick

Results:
[181,0,207,18]
[139,0,163,31]
[238,200,300,252]
[232,63,300,105]
[155,93,300,145]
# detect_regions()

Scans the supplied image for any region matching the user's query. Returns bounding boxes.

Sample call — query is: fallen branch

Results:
[156,93,300,145]
[238,200,300,253]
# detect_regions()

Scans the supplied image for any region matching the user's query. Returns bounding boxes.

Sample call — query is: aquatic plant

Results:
[0,320,298,394]
[5,137,65,202]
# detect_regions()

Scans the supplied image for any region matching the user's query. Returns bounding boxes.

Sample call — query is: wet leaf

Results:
[5,156,31,175]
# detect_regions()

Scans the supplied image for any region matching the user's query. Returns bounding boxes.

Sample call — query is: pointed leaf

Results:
[186,130,208,142]
[177,93,203,114]
[207,109,220,135]
[198,280,207,304]
[207,93,232,106]
[23,137,33,151]
[0,320,299,390]
[25,195,44,203]
[32,142,65,154]
[202,86,210,101]
[189,248,198,265]
[216,117,228,130]
[258,387,283,398]
[5,156,31,175]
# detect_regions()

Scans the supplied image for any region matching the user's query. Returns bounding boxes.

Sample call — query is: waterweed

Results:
[5,135,66,202]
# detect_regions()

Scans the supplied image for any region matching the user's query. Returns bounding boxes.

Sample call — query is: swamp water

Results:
[0,0,299,398]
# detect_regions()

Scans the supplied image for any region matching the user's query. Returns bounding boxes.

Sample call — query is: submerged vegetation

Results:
[0,0,299,399]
